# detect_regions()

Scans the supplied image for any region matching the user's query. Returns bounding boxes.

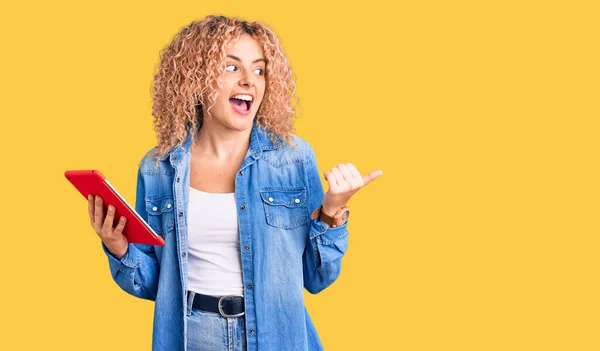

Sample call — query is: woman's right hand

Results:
[88,194,129,260]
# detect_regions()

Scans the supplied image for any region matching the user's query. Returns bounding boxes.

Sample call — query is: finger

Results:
[324,171,337,186]
[324,171,339,192]
[88,194,94,225]
[331,167,346,189]
[337,164,354,184]
[346,163,362,182]
[94,196,104,232]
[113,216,127,236]
[103,205,116,234]
[362,170,384,186]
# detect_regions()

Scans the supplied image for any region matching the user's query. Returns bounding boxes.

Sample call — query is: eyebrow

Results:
[227,55,266,64]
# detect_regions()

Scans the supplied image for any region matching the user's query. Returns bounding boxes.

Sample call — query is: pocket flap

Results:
[145,196,175,215]
[259,188,307,208]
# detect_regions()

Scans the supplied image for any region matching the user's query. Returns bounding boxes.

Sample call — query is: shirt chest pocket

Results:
[145,196,175,235]
[259,188,309,229]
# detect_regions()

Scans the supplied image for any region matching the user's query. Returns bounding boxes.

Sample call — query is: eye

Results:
[253,68,265,76]
[226,64,238,72]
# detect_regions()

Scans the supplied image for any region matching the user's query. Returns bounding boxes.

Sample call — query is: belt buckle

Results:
[218,294,244,318]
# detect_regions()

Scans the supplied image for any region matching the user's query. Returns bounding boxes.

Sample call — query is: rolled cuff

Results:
[102,242,141,274]
[309,217,349,245]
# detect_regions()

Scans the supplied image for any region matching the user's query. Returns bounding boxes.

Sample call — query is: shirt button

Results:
[179,212,183,217]
[244,246,250,251]
[182,252,186,257]
[177,177,180,183]
[294,199,300,204]
[249,329,255,335]
[167,204,172,209]
[239,171,244,176]
[268,197,273,202]
[247,284,253,290]
[152,206,158,211]
[240,205,246,210]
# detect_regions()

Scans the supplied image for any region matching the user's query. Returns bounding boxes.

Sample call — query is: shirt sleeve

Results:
[302,144,350,294]
[102,161,160,301]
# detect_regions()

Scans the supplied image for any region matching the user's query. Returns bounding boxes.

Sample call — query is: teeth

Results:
[231,94,253,101]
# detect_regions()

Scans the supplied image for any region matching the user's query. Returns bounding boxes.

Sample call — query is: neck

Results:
[193,119,252,161]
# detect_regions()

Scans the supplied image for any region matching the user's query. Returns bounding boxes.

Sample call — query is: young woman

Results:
[87,15,382,351]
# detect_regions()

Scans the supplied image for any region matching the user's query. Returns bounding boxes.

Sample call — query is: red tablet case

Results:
[65,170,165,246]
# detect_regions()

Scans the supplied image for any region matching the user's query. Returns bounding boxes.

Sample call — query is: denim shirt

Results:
[102,120,350,350]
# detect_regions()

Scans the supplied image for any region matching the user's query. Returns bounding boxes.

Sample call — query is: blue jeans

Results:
[186,292,247,351]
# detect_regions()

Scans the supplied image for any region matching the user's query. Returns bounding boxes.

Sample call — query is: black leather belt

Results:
[188,291,245,318]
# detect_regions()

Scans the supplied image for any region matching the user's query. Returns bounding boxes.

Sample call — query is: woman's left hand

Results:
[321,163,384,216]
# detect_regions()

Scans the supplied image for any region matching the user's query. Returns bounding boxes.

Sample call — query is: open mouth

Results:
[229,94,253,114]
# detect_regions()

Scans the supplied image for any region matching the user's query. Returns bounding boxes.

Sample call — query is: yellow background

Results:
[1,0,598,350]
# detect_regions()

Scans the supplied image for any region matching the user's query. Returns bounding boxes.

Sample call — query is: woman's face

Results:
[205,34,266,132]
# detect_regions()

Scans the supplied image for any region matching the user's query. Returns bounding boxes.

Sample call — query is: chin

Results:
[228,114,255,131]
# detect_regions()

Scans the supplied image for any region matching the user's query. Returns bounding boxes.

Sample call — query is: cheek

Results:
[216,89,232,107]
[210,96,225,113]
[217,78,236,101]
[257,81,267,99]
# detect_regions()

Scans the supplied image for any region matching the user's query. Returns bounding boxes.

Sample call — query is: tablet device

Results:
[65,170,165,246]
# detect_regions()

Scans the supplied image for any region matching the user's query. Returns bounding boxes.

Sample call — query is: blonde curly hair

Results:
[149,15,299,162]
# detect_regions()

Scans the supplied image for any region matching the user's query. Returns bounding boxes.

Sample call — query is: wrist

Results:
[322,204,345,217]
[312,204,350,228]
[106,241,128,260]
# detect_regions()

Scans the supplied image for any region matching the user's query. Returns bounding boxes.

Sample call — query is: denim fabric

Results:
[185,292,247,351]
[102,119,350,350]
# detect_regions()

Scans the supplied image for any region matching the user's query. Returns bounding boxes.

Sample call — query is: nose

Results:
[239,71,255,88]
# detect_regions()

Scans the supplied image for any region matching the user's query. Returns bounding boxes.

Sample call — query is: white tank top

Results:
[186,187,244,296]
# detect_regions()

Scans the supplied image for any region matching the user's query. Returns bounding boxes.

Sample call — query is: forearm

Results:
[103,242,160,301]
[303,217,349,294]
